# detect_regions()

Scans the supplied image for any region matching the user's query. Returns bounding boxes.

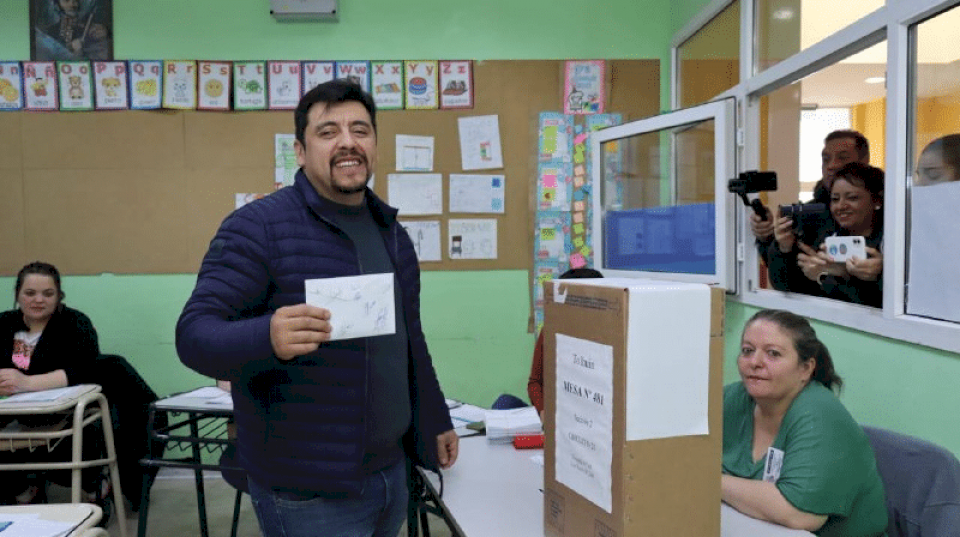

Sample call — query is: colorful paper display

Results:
[0,62,24,110]
[371,61,404,110]
[233,61,266,110]
[198,61,231,111]
[404,61,439,110]
[129,60,162,109]
[22,61,58,110]
[93,61,129,110]
[162,60,197,110]
[439,60,473,109]
[267,61,301,110]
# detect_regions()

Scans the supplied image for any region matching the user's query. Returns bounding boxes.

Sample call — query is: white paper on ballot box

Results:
[552,278,711,442]
[554,333,614,513]
[304,273,396,341]
[620,279,710,441]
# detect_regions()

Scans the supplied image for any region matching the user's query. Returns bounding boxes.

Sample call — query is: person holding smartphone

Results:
[767,162,884,307]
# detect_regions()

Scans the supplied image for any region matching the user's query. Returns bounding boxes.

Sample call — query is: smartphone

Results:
[824,236,867,262]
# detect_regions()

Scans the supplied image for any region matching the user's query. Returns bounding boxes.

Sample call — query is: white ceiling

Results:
[795,1,960,107]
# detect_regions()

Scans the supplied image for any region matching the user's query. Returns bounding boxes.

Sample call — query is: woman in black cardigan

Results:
[0,261,105,505]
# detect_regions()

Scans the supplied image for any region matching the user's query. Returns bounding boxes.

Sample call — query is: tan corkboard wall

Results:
[0,60,658,275]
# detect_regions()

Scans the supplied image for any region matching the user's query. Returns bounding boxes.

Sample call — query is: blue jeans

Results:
[248,461,409,537]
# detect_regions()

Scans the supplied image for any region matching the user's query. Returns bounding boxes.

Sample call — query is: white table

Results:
[0,503,103,536]
[417,436,813,536]
[138,386,237,537]
[0,384,127,537]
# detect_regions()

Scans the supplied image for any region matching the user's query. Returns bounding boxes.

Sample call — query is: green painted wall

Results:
[0,271,532,406]
[3,0,959,460]
[0,0,684,408]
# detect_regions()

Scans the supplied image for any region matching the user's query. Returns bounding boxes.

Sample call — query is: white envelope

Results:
[304,273,396,341]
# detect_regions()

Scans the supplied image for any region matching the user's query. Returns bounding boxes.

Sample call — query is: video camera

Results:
[728,171,777,221]
[778,202,830,242]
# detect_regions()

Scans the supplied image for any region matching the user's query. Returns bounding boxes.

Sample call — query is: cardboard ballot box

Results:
[542,278,724,537]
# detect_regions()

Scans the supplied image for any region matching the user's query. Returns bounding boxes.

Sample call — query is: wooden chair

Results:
[0,384,127,537]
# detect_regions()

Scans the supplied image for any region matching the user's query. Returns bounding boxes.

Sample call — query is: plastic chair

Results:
[862,426,960,537]
[0,384,127,537]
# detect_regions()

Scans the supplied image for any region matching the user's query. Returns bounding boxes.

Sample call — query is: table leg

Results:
[137,471,153,537]
[190,417,209,537]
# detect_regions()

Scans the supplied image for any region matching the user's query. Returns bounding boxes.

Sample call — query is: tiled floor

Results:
[46,468,454,537]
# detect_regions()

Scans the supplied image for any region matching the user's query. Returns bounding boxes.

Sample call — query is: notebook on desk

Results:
[155,386,233,411]
[0,385,90,406]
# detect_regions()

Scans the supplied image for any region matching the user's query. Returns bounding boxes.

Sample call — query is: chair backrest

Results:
[862,426,960,537]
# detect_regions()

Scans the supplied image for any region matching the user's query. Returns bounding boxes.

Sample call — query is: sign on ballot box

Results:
[542,278,724,537]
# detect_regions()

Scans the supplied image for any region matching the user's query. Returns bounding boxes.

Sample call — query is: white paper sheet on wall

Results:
[448,174,505,214]
[387,173,443,215]
[395,134,435,171]
[400,220,442,262]
[458,115,504,170]
[448,219,497,259]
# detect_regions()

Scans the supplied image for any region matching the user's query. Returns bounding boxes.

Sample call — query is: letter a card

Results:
[129,60,162,109]
[93,61,129,110]
[0,62,24,110]
[404,60,438,110]
[439,60,473,109]
[163,60,197,109]
[198,61,231,111]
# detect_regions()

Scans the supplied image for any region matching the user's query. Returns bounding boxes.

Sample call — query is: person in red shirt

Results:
[527,268,603,417]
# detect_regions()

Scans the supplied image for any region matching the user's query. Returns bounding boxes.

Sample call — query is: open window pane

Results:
[592,100,735,289]
[757,41,886,306]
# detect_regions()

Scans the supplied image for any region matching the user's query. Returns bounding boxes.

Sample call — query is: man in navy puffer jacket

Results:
[176,79,457,537]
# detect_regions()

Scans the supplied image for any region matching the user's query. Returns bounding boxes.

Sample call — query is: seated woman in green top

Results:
[722,309,887,537]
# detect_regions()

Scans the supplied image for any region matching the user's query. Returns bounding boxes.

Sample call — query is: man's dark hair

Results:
[834,162,884,199]
[559,268,603,279]
[15,260,64,306]
[744,309,843,392]
[833,161,884,231]
[825,129,869,162]
[294,79,377,147]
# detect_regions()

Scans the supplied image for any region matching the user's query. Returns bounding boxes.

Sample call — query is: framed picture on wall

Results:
[30,0,114,61]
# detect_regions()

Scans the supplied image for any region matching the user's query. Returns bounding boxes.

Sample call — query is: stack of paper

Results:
[0,513,73,537]
[0,385,88,406]
[484,407,542,444]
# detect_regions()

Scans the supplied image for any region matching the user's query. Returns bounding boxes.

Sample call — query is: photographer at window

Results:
[750,130,870,247]
[767,162,884,307]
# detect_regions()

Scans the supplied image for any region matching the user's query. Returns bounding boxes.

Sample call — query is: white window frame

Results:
[590,99,737,290]
[672,0,960,354]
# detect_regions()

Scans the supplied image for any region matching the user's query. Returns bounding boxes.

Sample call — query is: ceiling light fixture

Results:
[772,8,794,20]
[864,76,886,84]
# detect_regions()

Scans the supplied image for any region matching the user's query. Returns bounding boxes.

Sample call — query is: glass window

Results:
[906,5,960,323]
[757,41,887,306]
[677,0,740,108]
[593,100,735,288]
[755,0,884,74]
